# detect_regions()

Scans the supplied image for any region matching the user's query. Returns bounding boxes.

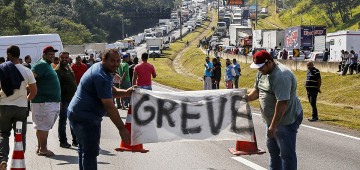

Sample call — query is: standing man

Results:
[132,53,156,90]
[54,52,78,148]
[305,62,321,122]
[68,49,131,170]
[23,55,32,69]
[225,59,236,89]
[71,56,88,85]
[118,54,131,109]
[0,45,37,170]
[232,58,241,88]
[32,46,61,157]
[246,50,303,170]
[203,56,213,90]
[211,58,221,89]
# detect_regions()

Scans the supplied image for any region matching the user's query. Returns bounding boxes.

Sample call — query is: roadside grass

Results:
[257,0,360,32]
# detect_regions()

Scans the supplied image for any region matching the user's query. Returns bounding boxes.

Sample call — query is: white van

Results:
[0,34,63,65]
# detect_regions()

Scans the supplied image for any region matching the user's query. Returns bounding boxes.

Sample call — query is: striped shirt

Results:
[306,67,321,92]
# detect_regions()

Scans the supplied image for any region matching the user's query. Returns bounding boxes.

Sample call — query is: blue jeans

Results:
[266,112,303,170]
[139,85,152,90]
[120,81,132,106]
[69,114,101,170]
[58,101,76,144]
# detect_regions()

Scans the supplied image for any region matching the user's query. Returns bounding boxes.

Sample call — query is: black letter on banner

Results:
[156,99,178,128]
[133,94,155,126]
[206,96,227,135]
[181,102,201,134]
[231,95,253,134]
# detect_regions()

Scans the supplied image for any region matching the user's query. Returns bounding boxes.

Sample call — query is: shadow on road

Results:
[53,154,110,166]
[52,155,78,165]
[99,149,116,156]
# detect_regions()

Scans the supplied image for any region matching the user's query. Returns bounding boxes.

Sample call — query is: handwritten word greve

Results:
[133,94,252,135]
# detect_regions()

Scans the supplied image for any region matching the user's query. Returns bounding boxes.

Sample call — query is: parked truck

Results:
[146,38,163,58]
[327,30,360,62]
[284,26,326,51]
[229,24,252,46]
[262,30,285,49]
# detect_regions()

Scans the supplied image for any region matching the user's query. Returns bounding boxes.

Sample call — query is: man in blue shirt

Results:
[232,59,241,88]
[203,56,213,90]
[68,49,132,170]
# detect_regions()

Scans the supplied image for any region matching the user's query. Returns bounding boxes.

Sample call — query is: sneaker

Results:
[72,141,78,147]
[308,118,319,122]
[60,142,71,148]
[0,161,6,170]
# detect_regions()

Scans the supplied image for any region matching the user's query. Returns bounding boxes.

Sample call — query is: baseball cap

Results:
[43,46,58,53]
[250,50,272,69]
[122,53,129,59]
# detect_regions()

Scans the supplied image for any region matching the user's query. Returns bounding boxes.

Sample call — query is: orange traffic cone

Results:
[10,122,26,170]
[228,131,266,155]
[115,105,149,153]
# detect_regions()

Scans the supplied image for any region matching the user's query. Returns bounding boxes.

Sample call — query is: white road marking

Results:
[252,112,360,141]
[232,157,267,170]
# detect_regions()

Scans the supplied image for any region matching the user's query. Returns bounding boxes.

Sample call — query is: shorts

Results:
[31,102,60,131]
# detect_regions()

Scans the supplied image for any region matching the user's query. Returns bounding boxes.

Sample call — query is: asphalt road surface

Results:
[8,83,360,170]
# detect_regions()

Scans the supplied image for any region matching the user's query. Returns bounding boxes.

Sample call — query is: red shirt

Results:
[134,62,156,86]
[71,63,88,84]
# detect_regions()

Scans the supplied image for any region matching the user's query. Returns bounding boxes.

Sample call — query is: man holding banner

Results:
[247,50,303,170]
[68,49,133,170]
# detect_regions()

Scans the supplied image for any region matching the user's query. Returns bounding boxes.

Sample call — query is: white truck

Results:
[229,24,252,46]
[146,38,163,58]
[0,34,63,64]
[327,30,360,62]
[262,30,285,50]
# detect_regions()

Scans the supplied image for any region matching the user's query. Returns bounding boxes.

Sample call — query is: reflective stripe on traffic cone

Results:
[10,122,26,170]
[228,131,266,155]
[115,105,149,153]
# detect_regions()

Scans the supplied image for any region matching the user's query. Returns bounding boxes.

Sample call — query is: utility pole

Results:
[217,0,219,21]
[178,10,182,41]
[122,17,125,39]
[255,0,258,26]
[290,8,292,26]
[275,0,277,14]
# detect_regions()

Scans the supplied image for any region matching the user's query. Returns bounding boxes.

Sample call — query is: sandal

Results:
[37,150,55,157]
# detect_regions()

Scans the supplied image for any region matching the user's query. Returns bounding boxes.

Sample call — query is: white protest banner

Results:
[130,88,255,145]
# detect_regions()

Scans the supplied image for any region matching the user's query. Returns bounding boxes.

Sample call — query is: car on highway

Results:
[305,52,325,62]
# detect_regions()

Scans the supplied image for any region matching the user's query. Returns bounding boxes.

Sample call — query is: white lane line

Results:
[232,157,267,170]
[252,112,360,141]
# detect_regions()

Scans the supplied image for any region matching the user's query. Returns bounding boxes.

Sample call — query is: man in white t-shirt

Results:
[0,45,37,170]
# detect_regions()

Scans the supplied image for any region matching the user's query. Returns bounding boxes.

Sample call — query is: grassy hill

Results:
[249,0,360,32]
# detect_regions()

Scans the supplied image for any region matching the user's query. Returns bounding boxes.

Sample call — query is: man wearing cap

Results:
[0,45,37,170]
[246,50,303,170]
[117,53,131,109]
[31,46,61,157]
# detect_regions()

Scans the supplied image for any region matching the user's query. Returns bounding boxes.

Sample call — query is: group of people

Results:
[203,56,241,90]
[0,40,327,170]
[0,44,157,170]
[338,50,359,75]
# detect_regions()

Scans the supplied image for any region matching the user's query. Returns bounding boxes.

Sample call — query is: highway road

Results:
[8,83,360,170]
